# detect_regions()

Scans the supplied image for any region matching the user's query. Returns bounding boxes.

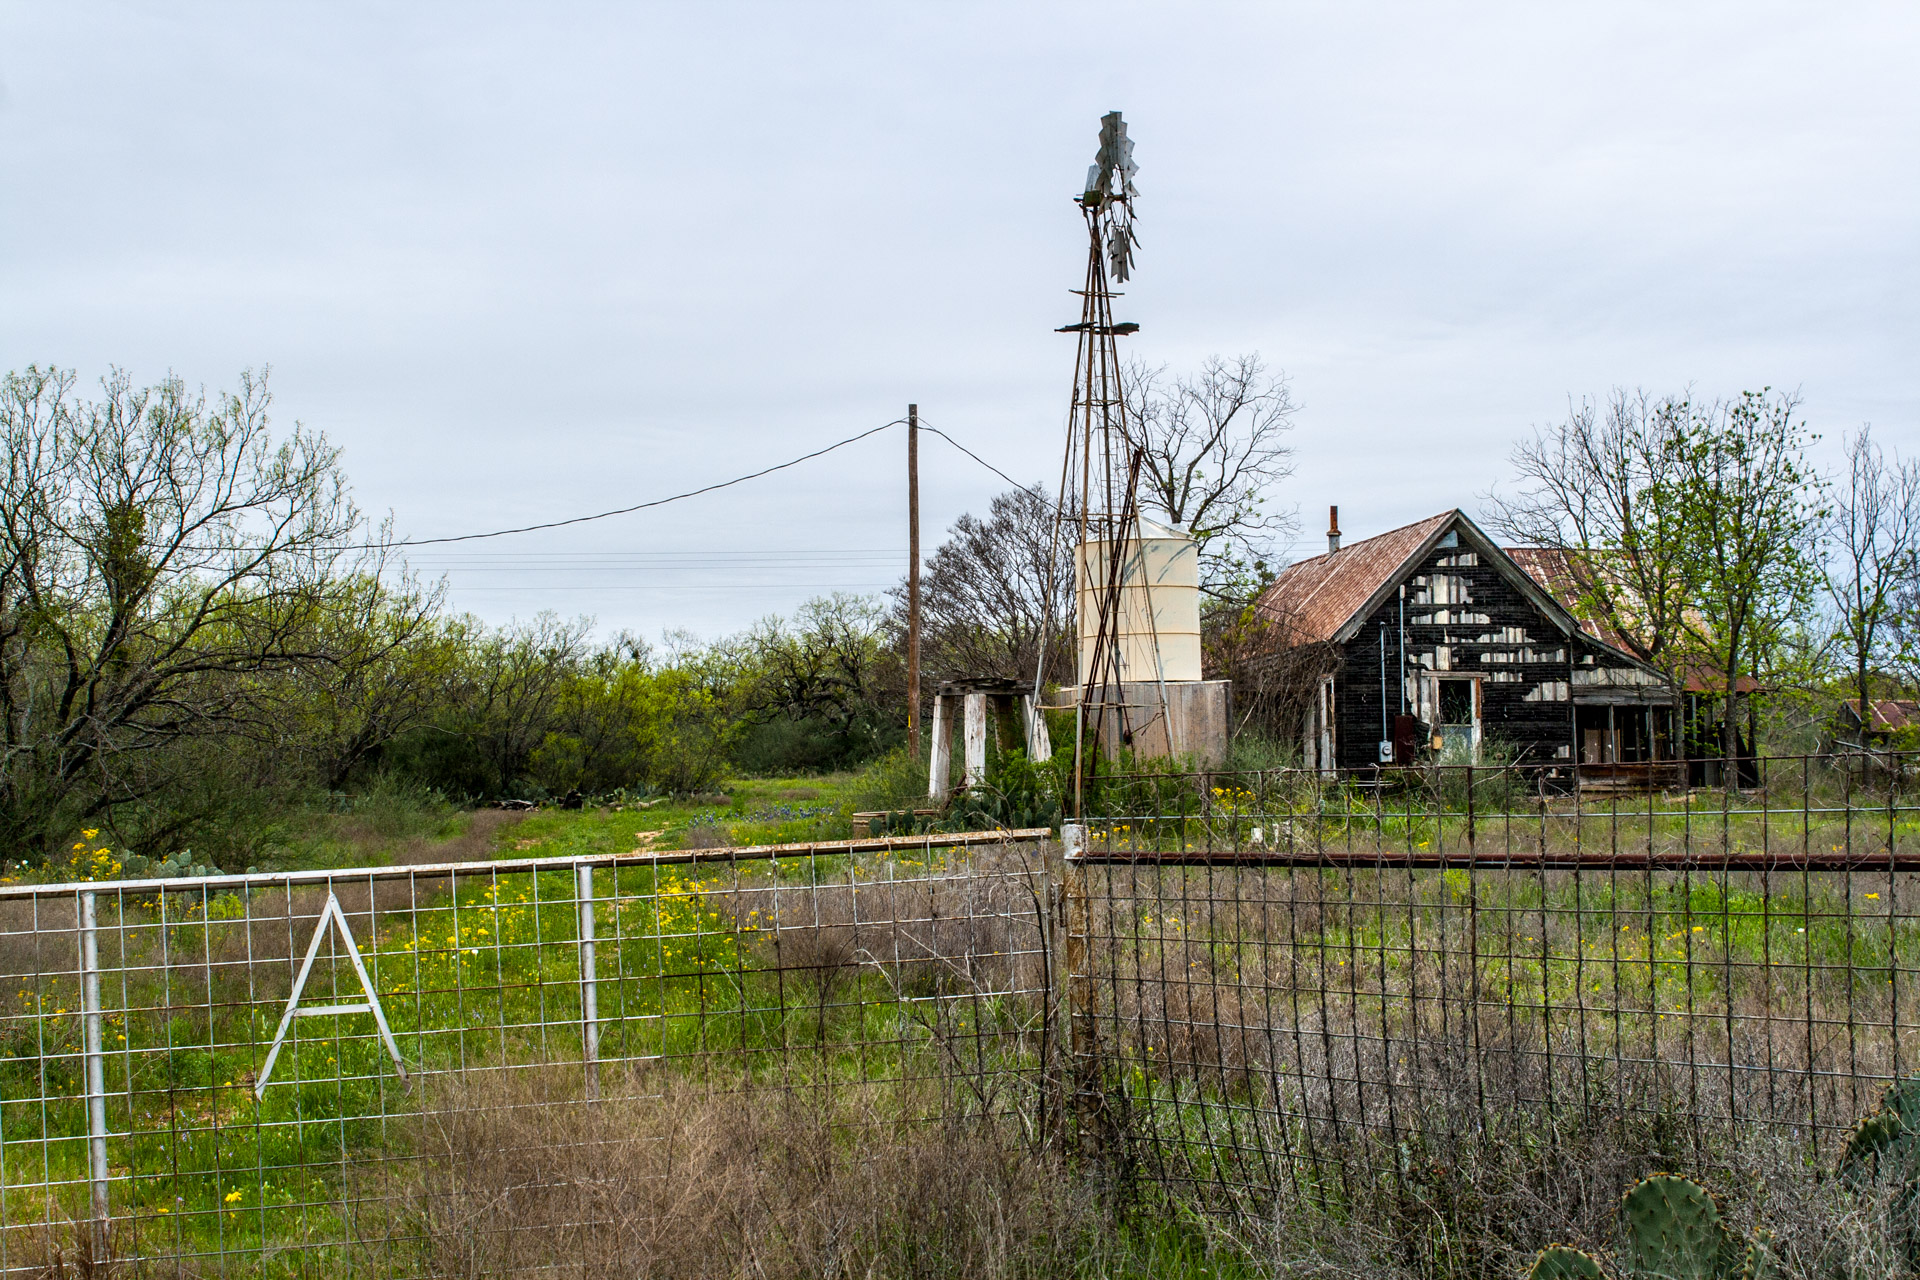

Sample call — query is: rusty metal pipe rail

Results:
[0,827,1055,901]
[1069,846,1918,872]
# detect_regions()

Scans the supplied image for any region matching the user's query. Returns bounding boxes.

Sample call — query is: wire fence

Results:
[1065,751,1920,1241]
[11,752,1920,1273]
[0,830,1053,1277]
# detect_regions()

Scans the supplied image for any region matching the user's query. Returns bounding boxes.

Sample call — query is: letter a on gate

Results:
[256,892,409,1098]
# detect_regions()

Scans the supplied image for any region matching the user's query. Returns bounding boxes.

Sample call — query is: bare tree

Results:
[1202,594,1327,750]
[1824,424,1920,734]
[1121,354,1297,597]
[1483,390,1695,673]
[897,485,1074,689]
[0,365,360,859]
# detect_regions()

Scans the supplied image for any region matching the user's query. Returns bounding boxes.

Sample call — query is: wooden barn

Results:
[1255,508,1678,779]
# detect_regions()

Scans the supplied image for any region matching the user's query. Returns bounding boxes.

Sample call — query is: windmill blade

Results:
[1106,219,1135,281]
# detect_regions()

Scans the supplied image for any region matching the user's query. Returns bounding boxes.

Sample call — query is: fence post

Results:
[577,865,600,1100]
[1059,824,1098,1153]
[78,890,111,1259]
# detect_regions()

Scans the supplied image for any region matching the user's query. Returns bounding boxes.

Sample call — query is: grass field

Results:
[0,773,1085,1277]
[5,765,1920,1277]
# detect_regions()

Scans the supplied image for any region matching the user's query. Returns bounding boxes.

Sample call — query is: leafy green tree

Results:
[731,594,901,772]
[530,636,740,795]
[1667,389,1825,761]
[0,365,358,862]
[1485,389,1698,675]
[275,562,455,789]
[453,612,592,794]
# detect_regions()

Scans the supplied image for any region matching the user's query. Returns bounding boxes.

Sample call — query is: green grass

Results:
[0,814,1040,1275]
[11,764,1913,1277]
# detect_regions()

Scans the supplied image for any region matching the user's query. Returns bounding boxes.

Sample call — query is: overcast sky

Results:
[3,3,1915,640]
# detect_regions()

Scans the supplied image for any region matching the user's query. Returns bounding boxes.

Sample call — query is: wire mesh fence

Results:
[11,752,1920,1274]
[1066,751,1920,1240]
[0,830,1053,1277]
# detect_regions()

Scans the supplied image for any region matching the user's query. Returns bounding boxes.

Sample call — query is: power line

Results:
[377,418,906,548]
[343,413,1042,554]
[916,420,1036,493]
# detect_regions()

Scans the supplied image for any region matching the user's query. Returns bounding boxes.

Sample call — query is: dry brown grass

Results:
[381,1069,1108,1280]
[725,845,1049,1004]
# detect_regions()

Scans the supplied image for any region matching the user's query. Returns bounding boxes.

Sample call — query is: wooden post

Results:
[927,695,951,800]
[907,404,921,759]
[1025,694,1052,761]
[963,692,988,788]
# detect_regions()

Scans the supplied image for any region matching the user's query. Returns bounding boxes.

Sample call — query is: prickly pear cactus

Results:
[1522,1175,1769,1280]
[1527,1245,1608,1280]
[1839,1077,1920,1268]
[1621,1175,1733,1280]
[1840,1076,1920,1180]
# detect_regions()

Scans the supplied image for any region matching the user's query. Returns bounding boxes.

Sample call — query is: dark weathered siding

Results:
[1328,539,1582,769]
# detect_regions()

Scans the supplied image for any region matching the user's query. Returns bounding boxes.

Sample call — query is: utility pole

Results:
[907,404,921,758]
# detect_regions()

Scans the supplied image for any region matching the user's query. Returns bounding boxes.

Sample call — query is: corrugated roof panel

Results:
[1254,512,1452,642]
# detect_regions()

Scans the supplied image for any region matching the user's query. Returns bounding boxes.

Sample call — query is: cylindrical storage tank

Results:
[1075,517,1202,686]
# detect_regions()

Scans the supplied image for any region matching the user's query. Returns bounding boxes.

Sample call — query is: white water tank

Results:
[1075,517,1202,686]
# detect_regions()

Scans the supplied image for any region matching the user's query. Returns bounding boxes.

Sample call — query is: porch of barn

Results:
[1572,696,1686,791]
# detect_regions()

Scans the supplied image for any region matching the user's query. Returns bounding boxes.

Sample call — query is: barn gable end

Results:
[1258,510,1676,773]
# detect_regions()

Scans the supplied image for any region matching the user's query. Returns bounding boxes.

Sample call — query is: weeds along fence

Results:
[0,829,1054,1277]
[1066,751,1920,1252]
[13,752,1920,1276]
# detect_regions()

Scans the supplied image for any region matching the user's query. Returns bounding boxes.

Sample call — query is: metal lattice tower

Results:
[1052,111,1141,813]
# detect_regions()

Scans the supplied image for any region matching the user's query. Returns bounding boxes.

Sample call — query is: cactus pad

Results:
[1520,1171,1770,1280]
[1621,1175,1730,1280]
[1840,1077,1920,1179]
[1529,1246,1608,1280]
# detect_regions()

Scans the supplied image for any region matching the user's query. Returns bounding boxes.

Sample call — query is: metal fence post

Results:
[78,890,110,1259]
[577,865,600,1099]
[1059,824,1097,1153]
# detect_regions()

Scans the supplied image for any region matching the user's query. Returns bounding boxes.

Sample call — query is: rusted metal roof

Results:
[1672,665,1765,695]
[1503,547,1764,694]
[1502,546,1640,652]
[1874,699,1920,730]
[1839,697,1920,731]
[1254,511,1453,642]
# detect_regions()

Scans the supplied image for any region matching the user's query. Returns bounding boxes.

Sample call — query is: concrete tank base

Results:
[1065,679,1232,766]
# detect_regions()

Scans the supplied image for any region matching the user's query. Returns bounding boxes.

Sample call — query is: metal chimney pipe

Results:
[1327,505,1341,554]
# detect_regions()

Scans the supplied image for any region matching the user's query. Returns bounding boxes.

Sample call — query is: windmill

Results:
[1039,111,1158,815]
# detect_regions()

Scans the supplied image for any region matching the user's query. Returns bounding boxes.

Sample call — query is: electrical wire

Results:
[916,421,1035,493]
[371,418,906,548]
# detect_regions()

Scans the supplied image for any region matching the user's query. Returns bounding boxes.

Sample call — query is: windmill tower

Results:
[1043,113,1227,814]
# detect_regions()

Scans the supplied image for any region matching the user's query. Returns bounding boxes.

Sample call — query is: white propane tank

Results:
[1074,517,1202,686]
